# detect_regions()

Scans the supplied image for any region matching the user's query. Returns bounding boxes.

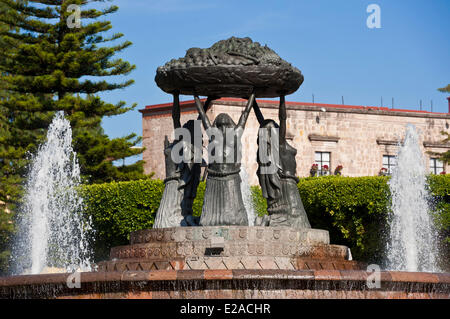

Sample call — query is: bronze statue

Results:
[194,93,255,226]
[154,93,211,228]
[253,96,311,229]
[154,37,310,229]
[153,134,184,228]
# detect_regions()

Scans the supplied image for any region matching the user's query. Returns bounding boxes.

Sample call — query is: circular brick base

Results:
[98,226,365,272]
[1,270,449,299]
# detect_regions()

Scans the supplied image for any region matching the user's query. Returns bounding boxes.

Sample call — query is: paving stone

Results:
[154,261,171,270]
[204,258,227,270]
[222,257,245,270]
[258,257,278,269]
[186,259,208,270]
[169,260,184,270]
[240,256,261,269]
[274,257,295,270]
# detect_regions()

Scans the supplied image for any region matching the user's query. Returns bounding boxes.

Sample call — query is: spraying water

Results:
[385,124,440,272]
[240,167,256,226]
[11,111,93,275]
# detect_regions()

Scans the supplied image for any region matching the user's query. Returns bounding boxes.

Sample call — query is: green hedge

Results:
[248,176,392,262]
[81,175,450,265]
[298,176,391,262]
[81,179,165,260]
[427,174,450,245]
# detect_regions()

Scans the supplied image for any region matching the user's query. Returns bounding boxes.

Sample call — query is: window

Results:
[430,158,444,174]
[382,155,396,175]
[315,152,331,176]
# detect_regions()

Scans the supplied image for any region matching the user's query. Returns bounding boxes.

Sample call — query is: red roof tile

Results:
[142,97,448,115]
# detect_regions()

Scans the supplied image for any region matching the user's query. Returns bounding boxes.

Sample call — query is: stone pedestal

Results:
[98,226,364,272]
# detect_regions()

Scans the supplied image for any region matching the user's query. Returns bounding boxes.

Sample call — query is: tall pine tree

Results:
[0,0,148,273]
[0,0,18,275]
[0,0,147,185]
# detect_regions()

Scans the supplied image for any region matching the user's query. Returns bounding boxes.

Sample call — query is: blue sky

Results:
[96,0,450,145]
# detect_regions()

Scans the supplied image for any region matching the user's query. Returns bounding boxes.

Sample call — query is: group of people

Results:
[153,92,311,229]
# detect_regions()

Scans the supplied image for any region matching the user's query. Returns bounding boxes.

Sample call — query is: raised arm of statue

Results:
[172,92,181,129]
[278,95,287,147]
[252,99,265,126]
[194,95,212,130]
[237,93,256,129]
[199,96,219,119]
[197,96,218,120]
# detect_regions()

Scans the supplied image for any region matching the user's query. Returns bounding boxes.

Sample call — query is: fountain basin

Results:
[1,269,449,299]
[97,226,364,272]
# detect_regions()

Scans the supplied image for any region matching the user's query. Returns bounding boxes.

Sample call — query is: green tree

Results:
[0,0,147,183]
[0,0,18,275]
[438,84,450,93]
[0,0,148,273]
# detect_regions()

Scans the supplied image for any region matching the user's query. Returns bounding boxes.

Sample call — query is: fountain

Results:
[0,38,449,299]
[385,124,440,272]
[10,111,93,275]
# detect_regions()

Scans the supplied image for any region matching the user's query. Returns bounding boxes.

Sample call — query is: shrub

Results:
[427,175,450,236]
[297,176,391,263]
[426,174,450,270]
[251,185,267,217]
[81,179,165,260]
[296,175,449,265]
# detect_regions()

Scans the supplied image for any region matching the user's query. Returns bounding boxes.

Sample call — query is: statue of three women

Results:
[153,91,311,230]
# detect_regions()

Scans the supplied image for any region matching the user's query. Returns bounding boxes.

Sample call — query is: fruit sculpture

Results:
[155,37,304,98]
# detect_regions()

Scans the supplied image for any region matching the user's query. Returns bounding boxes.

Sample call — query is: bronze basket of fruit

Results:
[155,37,304,98]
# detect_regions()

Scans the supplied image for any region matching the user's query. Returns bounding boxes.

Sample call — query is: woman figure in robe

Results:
[253,96,311,229]
[194,93,255,226]
[154,93,212,228]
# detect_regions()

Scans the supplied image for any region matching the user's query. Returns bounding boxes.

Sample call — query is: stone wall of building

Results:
[140,98,450,185]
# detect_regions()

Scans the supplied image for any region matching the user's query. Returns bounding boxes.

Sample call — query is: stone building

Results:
[140,97,450,185]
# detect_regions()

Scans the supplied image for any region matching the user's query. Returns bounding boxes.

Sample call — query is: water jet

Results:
[10,111,94,275]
